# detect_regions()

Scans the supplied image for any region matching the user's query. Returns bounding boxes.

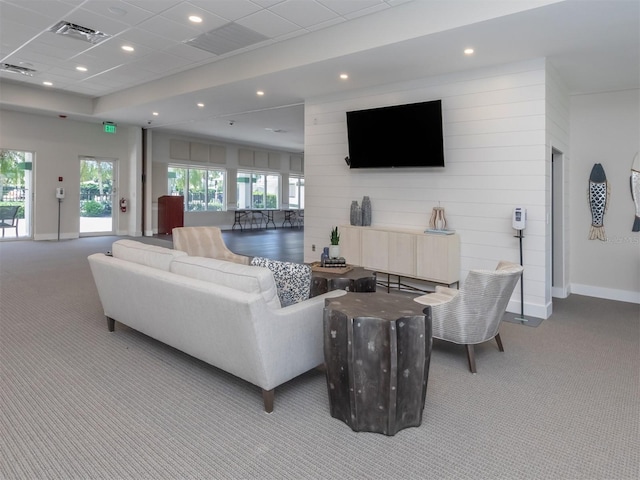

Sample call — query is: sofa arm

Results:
[252,289,346,391]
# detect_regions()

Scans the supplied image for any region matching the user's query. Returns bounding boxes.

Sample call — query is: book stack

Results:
[322,257,347,268]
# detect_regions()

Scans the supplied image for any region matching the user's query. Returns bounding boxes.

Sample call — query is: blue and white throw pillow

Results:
[250,257,311,307]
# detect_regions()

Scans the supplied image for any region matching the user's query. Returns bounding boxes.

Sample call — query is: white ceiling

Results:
[1,0,638,153]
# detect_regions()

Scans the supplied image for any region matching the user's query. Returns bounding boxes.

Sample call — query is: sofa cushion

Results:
[250,257,311,307]
[112,239,187,271]
[170,256,281,309]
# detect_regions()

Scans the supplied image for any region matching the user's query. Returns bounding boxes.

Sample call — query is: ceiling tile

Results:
[159,2,229,33]
[0,23,43,53]
[28,36,90,60]
[120,0,185,14]
[316,0,384,17]
[81,40,153,64]
[137,15,201,42]
[132,51,196,74]
[46,65,96,81]
[343,3,389,20]
[236,9,301,38]
[164,42,216,61]
[77,0,161,27]
[251,0,283,8]
[0,1,65,30]
[114,28,176,50]
[189,0,262,22]
[270,0,338,28]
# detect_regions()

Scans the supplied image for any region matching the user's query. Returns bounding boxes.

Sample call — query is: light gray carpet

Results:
[1,236,638,479]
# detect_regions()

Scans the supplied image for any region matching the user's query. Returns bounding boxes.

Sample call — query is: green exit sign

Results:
[103,122,116,134]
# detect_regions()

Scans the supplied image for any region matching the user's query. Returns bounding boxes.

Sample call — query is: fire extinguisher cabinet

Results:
[158,195,184,235]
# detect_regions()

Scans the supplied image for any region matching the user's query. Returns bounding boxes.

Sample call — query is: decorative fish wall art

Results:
[588,163,609,241]
[631,153,640,232]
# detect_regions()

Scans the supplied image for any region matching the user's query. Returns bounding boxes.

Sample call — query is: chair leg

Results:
[262,389,274,413]
[495,333,504,352]
[465,344,477,373]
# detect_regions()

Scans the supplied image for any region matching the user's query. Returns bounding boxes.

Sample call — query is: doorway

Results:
[79,157,116,236]
[551,148,567,297]
[0,149,33,239]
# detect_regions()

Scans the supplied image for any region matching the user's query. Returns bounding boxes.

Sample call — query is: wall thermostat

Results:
[56,187,65,199]
[512,207,526,230]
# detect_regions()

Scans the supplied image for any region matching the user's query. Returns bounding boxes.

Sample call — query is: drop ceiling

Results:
[0,0,638,153]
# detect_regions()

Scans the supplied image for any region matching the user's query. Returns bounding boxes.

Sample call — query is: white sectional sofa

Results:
[88,239,345,412]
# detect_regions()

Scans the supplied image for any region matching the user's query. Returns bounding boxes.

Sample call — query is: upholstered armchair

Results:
[172,226,251,265]
[414,261,523,373]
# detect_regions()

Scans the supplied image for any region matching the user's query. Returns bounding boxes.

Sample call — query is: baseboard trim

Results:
[506,300,551,320]
[570,283,640,304]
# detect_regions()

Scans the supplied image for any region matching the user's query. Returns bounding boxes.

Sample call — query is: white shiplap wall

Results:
[304,58,550,318]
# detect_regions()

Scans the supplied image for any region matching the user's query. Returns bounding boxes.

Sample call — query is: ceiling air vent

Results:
[1,63,36,76]
[49,21,111,45]
[185,23,268,56]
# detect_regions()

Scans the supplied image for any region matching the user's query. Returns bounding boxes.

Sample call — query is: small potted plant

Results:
[329,226,340,258]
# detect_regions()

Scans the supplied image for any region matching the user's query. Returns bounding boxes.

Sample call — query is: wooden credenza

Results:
[340,225,460,285]
[158,195,184,235]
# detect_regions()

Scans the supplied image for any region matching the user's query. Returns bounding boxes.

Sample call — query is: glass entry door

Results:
[79,157,116,235]
[0,149,33,239]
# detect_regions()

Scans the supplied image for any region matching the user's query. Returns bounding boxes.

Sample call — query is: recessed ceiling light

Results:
[76,66,88,72]
[339,73,349,80]
[152,112,159,116]
[189,15,203,23]
[121,45,134,52]
[197,103,205,108]
[464,48,474,55]
[43,81,53,86]
[256,90,264,96]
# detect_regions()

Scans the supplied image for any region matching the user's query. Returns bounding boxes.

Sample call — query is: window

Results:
[288,175,304,209]
[168,165,225,212]
[237,171,279,209]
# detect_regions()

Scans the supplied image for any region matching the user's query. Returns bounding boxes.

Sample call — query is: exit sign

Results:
[103,122,116,134]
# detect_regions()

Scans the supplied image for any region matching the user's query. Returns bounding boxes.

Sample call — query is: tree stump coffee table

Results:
[310,266,377,297]
[323,292,432,436]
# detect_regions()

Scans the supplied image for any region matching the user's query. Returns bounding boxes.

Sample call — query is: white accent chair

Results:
[414,260,523,373]
[172,226,250,265]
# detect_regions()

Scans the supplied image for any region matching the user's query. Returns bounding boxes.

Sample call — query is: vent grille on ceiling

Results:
[1,63,36,76]
[48,20,111,44]
[185,23,269,55]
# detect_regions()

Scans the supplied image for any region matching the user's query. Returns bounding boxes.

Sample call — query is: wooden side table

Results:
[323,292,432,435]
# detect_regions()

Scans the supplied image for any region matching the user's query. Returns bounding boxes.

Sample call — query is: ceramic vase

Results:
[350,200,362,226]
[329,245,340,259]
[361,196,372,226]
[428,207,448,231]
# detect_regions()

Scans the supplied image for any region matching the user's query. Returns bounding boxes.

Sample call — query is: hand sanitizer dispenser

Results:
[512,207,526,230]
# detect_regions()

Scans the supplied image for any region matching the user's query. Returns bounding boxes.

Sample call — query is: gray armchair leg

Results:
[262,389,274,413]
[465,345,477,373]
[107,316,115,332]
[495,333,504,352]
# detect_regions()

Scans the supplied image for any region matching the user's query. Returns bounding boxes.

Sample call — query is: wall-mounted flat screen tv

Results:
[346,99,444,168]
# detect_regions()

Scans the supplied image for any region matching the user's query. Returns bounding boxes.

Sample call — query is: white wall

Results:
[545,62,571,302]
[305,59,551,318]
[569,89,640,303]
[0,110,140,239]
